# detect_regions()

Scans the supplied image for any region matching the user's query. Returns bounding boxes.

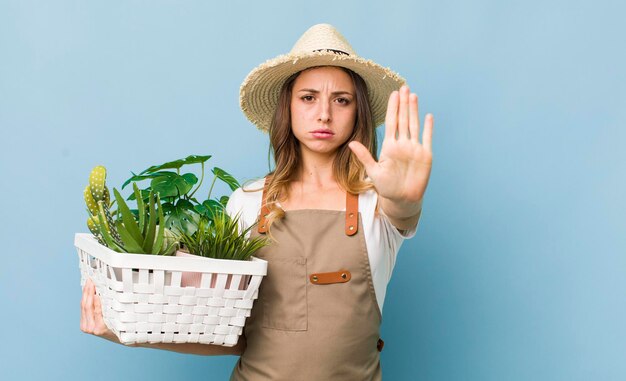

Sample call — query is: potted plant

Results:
[75,155,268,347]
[176,211,270,288]
[120,154,239,237]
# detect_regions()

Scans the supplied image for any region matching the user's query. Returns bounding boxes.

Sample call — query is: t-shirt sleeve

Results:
[361,190,422,293]
[225,187,245,221]
[225,180,264,239]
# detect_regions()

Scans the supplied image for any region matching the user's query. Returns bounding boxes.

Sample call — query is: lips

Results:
[310,129,335,139]
[311,129,334,135]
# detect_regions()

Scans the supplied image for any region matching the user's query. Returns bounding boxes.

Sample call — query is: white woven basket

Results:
[74,233,267,346]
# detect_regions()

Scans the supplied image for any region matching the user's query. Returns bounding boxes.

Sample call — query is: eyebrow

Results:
[297,88,354,96]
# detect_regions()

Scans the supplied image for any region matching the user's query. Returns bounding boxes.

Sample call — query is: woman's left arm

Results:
[349,85,433,231]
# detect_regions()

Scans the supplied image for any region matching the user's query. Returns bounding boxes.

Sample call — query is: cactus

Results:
[86,214,104,245]
[84,185,99,216]
[97,199,124,249]
[89,166,107,203]
[84,165,178,255]
[84,166,122,247]
[85,165,111,219]
[85,166,110,245]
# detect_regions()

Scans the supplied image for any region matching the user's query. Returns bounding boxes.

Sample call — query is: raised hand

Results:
[349,85,433,207]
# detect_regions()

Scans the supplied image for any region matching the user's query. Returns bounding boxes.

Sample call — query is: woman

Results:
[80,23,433,380]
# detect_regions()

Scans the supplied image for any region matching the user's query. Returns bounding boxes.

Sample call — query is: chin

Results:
[303,142,341,155]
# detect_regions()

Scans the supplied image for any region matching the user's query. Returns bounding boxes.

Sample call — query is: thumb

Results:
[348,141,377,173]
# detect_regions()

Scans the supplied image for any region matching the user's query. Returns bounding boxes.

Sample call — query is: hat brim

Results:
[240,50,406,132]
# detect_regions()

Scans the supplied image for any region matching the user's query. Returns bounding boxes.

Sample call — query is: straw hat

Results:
[239,23,406,132]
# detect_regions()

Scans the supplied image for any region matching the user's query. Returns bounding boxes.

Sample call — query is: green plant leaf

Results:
[219,195,230,207]
[115,220,144,253]
[127,187,152,201]
[96,203,125,252]
[121,171,140,190]
[133,183,146,235]
[137,155,212,175]
[113,188,144,248]
[122,171,179,190]
[162,202,175,215]
[139,159,185,175]
[151,174,193,198]
[212,167,240,191]
[163,200,198,236]
[176,198,195,210]
[151,193,164,254]
[159,240,178,256]
[181,154,212,165]
[143,190,157,253]
[181,173,198,186]
[178,210,269,261]
[202,199,223,218]
[193,203,207,216]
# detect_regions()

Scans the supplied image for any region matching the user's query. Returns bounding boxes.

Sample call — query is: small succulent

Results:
[179,210,269,261]
[110,184,178,255]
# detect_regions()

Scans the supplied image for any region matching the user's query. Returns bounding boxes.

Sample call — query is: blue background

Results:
[1,0,624,380]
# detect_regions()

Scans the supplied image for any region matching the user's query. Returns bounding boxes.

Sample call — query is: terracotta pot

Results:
[175,250,207,287]
[174,250,250,290]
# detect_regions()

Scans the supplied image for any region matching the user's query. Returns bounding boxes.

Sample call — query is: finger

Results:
[423,113,434,152]
[94,292,102,316]
[398,85,409,139]
[384,90,399,140]
[409,93,419,142]
[80,279,92,332]
[93,293,106,335]
[85,283,95,332]
[348,141,378,176]
[80,286,87,332]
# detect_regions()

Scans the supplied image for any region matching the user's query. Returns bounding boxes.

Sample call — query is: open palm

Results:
[349,85,433,203]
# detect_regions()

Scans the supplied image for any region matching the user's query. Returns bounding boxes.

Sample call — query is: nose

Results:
[317,99,332,123]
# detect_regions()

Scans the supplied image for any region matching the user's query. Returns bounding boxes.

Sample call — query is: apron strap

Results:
[257,176,359,236]
[345,191,359,236]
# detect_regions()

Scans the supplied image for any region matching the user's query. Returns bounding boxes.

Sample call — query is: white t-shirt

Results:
[225,177,421,314]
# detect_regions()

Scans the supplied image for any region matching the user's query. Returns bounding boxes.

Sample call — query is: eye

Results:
[301,95,315,102]
[336,97,351,105]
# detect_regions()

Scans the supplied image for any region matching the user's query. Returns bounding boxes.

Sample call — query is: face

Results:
[290,66,357,157]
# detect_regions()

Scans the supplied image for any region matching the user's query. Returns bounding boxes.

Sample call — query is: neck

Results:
[295,149,337,188]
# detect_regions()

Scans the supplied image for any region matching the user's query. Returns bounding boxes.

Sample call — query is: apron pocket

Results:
[261,256,308,331]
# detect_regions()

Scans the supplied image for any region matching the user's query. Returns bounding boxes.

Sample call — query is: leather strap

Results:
[345,191,359,236]
[257,176,359,237]
[309,270,351,285]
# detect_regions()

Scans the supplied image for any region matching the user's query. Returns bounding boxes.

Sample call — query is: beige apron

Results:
[230,179,384,381]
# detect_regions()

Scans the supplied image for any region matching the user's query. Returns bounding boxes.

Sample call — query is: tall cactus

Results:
[89,166,107,203]
[84,166,121,247]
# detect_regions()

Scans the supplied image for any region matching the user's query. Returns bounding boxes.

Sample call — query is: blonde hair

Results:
[244,66,378,236]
